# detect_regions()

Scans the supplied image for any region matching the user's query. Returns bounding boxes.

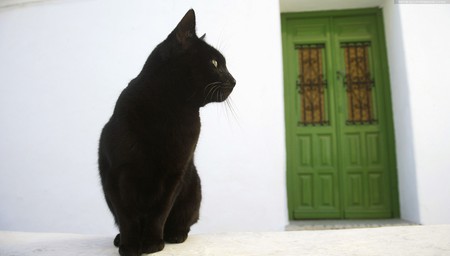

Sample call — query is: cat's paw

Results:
[164,232,188,244]
[114,233,120,247]
[118,244,140,256]
[141,239,165,254]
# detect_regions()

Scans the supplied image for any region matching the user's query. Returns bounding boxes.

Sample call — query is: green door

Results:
[282,9,399,219]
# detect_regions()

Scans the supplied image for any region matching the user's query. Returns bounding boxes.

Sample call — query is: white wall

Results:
[0,0,288,234]
[381,0,421,224]
[280,0,382,12]
[398,4,450,224]
[382,0,450,224]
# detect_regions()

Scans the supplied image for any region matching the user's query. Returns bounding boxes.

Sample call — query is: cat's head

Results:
[155,9,236,107]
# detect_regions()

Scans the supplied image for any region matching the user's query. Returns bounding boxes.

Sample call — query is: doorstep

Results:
[286,218,417,231]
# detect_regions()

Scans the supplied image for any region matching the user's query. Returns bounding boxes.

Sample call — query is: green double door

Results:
[282,9,399,219]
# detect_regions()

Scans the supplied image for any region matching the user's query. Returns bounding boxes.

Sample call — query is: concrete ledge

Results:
[1,225,450,255]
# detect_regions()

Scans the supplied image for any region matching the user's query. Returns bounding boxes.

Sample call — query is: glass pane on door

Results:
[296,44,329,126]
[341,42,377,125]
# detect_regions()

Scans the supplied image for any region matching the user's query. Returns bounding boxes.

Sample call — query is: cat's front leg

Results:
[164,162,202,243]
[112,168,165,256]
[138,215,165,254]
[139,175,183,254]
[112,202,142,256]
[112,214,165,255]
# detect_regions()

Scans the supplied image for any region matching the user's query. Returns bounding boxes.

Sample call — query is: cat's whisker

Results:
[214,86,222,102]
[210,86,219,104]
[226,100,234,123]
[212,85,221,100]
[216,28,225,52]
[203,82,220,96]
[225,97,240,125]
[219,89,223,102]
[203,82,221,105]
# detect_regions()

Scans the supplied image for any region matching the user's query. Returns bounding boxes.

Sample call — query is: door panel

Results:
[334,16,392,218]
[283,9,398,220]
[293,132,341,219]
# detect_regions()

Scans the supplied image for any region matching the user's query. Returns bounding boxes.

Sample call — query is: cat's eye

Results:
[211,59,218,68]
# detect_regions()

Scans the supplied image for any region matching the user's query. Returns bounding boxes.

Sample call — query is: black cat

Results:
[98,9,235,256]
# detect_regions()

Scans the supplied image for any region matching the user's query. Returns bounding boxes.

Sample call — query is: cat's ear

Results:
[173,9,197,48]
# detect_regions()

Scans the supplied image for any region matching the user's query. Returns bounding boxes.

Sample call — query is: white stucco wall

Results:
[382,0,421,224]
[382,0,450,224]
[397,4,450,224]
[0,0,288,234]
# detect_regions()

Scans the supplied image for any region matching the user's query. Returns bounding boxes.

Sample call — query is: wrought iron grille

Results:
[341,42,377,125]
[296,44,329,126]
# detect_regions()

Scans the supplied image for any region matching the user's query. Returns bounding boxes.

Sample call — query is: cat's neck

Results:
[134,72,200,109]
[115,76,200,120]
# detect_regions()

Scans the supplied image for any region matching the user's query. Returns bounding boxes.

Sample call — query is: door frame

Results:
[281,8,400,220]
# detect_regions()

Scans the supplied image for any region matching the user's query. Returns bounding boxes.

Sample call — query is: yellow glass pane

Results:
[297,45,327,126]
[342,42,375,124]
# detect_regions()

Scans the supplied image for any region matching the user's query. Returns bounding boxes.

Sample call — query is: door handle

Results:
[336,70,344,80]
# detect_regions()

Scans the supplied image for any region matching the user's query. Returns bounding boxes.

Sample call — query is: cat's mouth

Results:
[221,83,235,93]
[217,82,235,101]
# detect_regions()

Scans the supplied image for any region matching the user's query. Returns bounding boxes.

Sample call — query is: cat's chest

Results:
[158,110,200,140]
[141,110,200,157]
[165,119,200,147]
[152,117,200,171]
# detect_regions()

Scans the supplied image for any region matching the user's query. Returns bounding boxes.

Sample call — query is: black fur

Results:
[98,9,235,256]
